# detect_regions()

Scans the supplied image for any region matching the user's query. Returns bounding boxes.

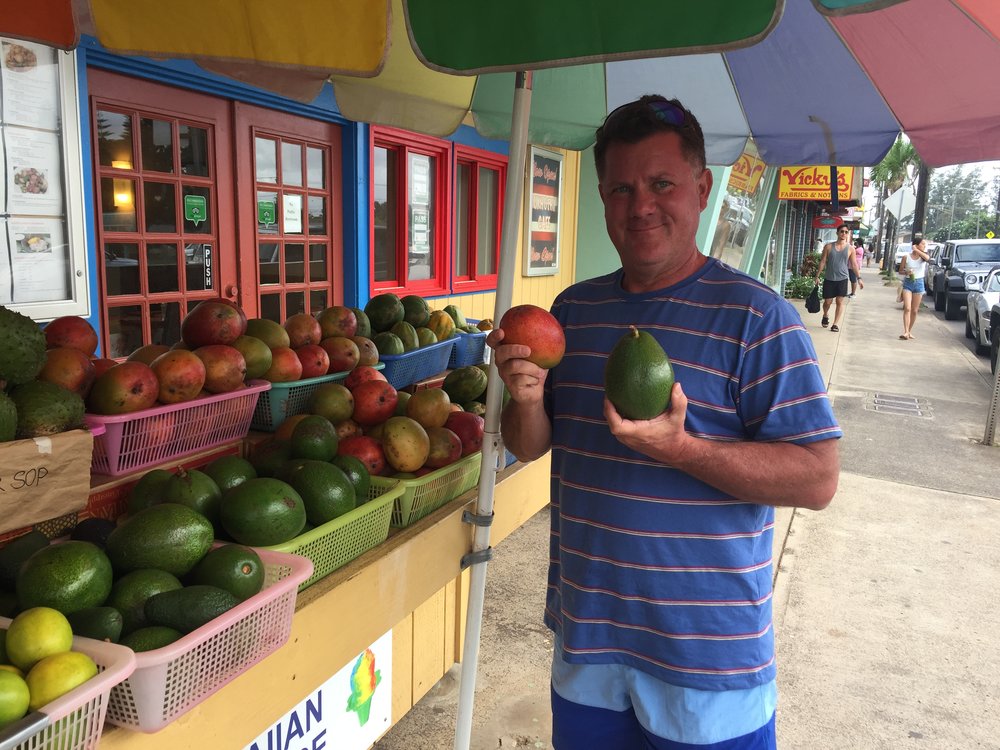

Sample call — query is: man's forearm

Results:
[667,436,839,510]
[500,400,552,461]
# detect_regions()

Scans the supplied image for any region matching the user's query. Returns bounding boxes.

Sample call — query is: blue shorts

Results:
[550,642,777,749]
[552,688,776,750]
[902,278,925,294]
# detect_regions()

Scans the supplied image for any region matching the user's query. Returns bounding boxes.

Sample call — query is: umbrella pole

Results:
[453,70,533,750]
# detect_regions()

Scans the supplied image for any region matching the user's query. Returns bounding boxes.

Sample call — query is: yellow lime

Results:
[0,670,30,729]
[25,651,97,711]
[0,665,24,678]
[5,607,74,672]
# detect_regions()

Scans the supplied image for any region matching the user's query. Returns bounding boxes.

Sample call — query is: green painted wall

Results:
[574,148,734,282]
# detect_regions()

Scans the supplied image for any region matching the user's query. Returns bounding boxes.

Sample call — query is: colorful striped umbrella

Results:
[4,1,998,167]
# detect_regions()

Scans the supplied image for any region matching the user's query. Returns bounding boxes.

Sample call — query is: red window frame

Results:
[370,127,451,297]
[453,144,506,294]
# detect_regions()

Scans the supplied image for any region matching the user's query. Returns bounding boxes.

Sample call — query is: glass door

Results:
[235,104,343,322]
[89,70,236,357]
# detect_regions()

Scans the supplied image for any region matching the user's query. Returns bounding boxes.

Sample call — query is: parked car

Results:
[933,239,1000,320]
[893,242,910,267]
[923,242,945,295]
[966,267,1000,356]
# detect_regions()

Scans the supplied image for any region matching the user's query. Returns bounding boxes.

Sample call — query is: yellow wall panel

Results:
[443,577,457,669]
[412,588,447,704]
[391,615,414,724]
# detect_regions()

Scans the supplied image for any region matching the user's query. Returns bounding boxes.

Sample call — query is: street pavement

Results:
[374,265,1000,749]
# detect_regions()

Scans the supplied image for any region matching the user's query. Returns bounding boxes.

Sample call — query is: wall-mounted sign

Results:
[728,144,765,195]
[524,146,562,277]
[246,630,392,750]
[282,194,302,234]
[812,215,844,229]
[184,194,207,226]
[777,166,855,201]
[257,199,275,227]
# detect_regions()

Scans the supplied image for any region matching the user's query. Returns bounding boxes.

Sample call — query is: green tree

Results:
[925,167,993,240]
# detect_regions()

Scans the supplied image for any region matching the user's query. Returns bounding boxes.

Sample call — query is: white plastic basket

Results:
[0,620,136,750]
[103,548,313,733]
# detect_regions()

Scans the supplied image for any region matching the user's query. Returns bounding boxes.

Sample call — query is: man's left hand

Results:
[604,382,691,464]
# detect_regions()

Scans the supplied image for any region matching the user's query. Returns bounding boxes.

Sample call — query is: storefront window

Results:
[453,145,504,292]
[710,144,770,272]
[371,129,449,295]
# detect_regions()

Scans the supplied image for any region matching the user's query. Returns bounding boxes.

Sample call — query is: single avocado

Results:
[190,545,265,602]
[67,606,124,643]
[107,568,184,635]
[119,625,183,652]
[604,326,675,421]
[0,530,50,590]
[126,468,174,515]
[219,478,306,546]
[144,585,240,634]
[105,503,214,577]
[16,540,114,615]
[159,469,222,529]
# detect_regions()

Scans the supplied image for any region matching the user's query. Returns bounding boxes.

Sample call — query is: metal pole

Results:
[948,190,957,240]
[983,361,1000,445]
[453,70,533,750]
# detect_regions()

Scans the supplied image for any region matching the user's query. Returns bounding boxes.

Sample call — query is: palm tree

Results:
[870,137,922,278]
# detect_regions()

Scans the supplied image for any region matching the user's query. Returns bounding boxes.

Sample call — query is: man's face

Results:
[598,132,711,282]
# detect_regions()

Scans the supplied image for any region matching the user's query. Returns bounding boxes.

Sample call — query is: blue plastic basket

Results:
[250,364,385,432]
[379,338,456,389]
[449,328,488,368]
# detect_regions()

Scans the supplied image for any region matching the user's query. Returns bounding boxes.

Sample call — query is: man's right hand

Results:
[486,328,548,406]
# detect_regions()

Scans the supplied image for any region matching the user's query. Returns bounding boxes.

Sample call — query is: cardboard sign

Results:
[0,429,94,534]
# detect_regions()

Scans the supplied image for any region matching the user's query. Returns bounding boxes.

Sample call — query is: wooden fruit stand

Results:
[94,453,550,748]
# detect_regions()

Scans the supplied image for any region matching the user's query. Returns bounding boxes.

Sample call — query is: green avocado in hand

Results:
[605,326,675,420]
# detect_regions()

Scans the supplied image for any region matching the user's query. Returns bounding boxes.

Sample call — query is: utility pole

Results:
[912,164,930,235]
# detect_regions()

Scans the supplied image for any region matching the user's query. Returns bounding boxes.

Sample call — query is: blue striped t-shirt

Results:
[542,258,841,692]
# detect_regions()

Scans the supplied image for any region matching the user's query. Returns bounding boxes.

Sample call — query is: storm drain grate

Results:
[864,392,933,419]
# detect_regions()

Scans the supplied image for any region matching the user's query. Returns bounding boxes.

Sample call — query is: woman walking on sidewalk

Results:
[898,234,932,340]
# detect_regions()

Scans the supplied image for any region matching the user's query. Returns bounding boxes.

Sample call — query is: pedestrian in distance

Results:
[814,225,863,332]
[850,238,865,297]
[487,95,841,750]
[898,234,932,340]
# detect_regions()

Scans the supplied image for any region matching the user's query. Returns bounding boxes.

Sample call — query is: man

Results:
[814,225,863,331]
[487,95,841,749]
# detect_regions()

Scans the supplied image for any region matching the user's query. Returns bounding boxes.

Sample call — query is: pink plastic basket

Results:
[0,619,136,750]
[102,548,312,733]
[84,380,271,476]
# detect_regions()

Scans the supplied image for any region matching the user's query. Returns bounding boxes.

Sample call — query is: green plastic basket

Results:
[261,482,401,590]
[250,364,385,432]
[368,452,482,527]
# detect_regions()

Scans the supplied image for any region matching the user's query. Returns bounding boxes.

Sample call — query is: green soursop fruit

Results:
[0,392,15,442]
[0,306,46,385]
[10,380,85,438]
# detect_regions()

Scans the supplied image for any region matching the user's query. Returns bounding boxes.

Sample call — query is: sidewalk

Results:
[374,266,1000,749]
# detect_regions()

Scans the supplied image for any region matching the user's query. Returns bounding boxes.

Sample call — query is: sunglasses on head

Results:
[604,99,687,129]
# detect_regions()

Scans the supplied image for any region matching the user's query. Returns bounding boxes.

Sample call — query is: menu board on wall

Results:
[0,36,84,318]
[523,146,562,277]
[1,40,59,131]
[7,217,68,303]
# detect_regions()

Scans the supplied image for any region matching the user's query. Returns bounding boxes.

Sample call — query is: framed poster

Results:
[524,146,562,277]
